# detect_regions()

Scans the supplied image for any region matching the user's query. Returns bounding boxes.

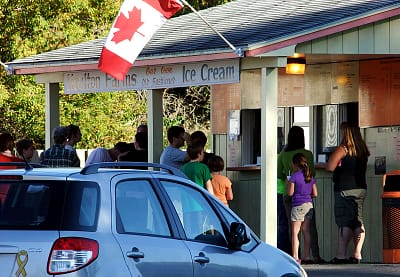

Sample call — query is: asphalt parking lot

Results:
[303,263,400,276]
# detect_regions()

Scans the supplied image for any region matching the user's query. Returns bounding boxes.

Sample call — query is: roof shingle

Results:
[7,0,400,69]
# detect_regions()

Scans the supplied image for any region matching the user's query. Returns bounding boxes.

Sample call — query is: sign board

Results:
[64,59,240,94]
[359,59,400,127]
[304,64,332,105]
[331,62,359,103]
[278,68,304,106]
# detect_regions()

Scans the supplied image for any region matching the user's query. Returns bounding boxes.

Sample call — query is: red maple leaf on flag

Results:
[111,6,144,44]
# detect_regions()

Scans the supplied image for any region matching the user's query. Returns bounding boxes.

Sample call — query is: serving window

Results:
[314,103,358,161]
[241,109,261,165]
[241,108,286,165]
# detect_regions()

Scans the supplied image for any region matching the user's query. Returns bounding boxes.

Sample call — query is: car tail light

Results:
[47,237,99,275]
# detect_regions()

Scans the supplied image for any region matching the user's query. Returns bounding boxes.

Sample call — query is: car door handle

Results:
[127,251,144,258]
[194,252,210,264]
[126,247,144,259]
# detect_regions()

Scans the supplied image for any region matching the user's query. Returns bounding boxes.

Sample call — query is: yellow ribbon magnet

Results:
[15,250,28,277]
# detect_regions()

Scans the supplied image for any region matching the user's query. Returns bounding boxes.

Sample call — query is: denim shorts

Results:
[291,202,314,221]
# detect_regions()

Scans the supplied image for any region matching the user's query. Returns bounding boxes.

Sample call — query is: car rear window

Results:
[0,180,99,231]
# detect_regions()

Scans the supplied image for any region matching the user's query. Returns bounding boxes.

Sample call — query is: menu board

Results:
[278,62,359,106]
[304,64,332,105]
[278,68,305,106]
[211,83,241,134]
[359,59,400,127]
[331,62,359,103]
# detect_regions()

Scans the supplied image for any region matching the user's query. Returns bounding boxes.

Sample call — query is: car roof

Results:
[0,162,187,179]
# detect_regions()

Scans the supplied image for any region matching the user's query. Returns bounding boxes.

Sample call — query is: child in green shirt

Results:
[181,142,214,194]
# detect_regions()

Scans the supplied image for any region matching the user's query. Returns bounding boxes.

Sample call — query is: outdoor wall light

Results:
[286,54,306,75]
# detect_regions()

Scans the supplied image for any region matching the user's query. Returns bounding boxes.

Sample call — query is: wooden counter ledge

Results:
[226,165,261,171]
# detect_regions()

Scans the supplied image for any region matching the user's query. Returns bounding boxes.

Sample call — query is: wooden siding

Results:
[314,170,383,263]
[391,17,400,52]
[296,16,400,54]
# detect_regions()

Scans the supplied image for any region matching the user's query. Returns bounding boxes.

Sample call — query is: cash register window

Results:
[241,109,261,165]
[241,108,286,165]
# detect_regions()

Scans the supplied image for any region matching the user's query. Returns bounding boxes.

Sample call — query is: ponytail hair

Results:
[292,153,312,183]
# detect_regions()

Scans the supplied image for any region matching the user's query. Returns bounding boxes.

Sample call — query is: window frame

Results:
[159,178,231,247]
[114,178,173,237]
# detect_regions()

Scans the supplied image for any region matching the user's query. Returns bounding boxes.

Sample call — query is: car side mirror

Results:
[228,222,250,250]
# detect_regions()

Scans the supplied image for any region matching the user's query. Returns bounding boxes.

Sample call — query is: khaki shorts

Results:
[334,189,366,230]
[291,202,314,221]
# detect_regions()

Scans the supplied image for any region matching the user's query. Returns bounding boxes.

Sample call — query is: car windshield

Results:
[0,180,99,231]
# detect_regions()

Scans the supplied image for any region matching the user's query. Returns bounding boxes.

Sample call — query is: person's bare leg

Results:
[310,200,321,260]
[284,195,293,245]
[352,225,365,259]
[336,226,353,259]
[291,221,301,261]
[301,219,312,260]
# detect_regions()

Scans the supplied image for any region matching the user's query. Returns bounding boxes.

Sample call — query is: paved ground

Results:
[303,263,400,276]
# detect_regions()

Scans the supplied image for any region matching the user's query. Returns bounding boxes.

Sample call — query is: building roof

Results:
[7,0,400,74]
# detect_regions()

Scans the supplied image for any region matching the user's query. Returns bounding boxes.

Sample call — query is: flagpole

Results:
[179,0,243,57]
[0,61,11,74]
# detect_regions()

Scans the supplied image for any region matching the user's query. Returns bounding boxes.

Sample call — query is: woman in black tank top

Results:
[326,122,370,264]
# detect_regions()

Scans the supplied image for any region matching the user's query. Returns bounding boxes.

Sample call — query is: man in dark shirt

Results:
[40,126,80,167]
[119,132,148,163]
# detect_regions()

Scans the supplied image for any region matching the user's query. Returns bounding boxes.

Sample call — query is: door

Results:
[161,180,259,277]
[0,181,61,276]
[112,178,193,277]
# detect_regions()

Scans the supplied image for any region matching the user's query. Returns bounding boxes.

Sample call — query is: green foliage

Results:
[60,90,147,149]
[0,0,123,148]
[0,0,227,149]
[0,75,45,146]
[178,0,231,15]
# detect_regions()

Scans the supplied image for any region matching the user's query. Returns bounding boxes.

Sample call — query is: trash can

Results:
[382,170,400,263]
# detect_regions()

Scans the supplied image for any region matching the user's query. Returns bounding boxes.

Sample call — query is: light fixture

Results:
[285,54,306,75]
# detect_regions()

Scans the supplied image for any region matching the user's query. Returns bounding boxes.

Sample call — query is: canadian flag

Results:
[98,0,183,80]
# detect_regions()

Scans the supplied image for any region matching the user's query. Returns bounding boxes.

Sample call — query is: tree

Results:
[0,0,231,149]
[0,0,122,148]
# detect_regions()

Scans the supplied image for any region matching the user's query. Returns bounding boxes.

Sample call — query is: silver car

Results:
[0,162,307,277]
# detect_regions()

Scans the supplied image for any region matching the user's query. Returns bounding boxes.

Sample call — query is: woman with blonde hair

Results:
[326,122,370,264]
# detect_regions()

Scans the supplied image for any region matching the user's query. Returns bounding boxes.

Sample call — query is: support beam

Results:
[147,89,164,163]
[45,83,60,149]
[260,67,278,244]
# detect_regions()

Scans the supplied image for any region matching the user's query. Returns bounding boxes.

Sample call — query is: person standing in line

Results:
[136,124,148,134]
[40,126,80,168]
[326,122,370,264]
[86,141,130,165]
[208,155,233,207]
[15,138,36,162]
[119,132,148,163]
[190,130,215,166]
[160,126,190,170]
[181,142,214,194]
[0,133,23,169]
[288,153,318,264]
[0,133,23,203]
[277,126,324,262]
[276,177,292,255]
[65,124,82,152]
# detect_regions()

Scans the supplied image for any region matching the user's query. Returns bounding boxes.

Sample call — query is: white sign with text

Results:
[64,59,240,94]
